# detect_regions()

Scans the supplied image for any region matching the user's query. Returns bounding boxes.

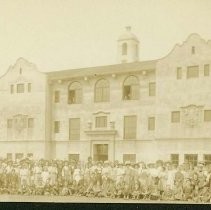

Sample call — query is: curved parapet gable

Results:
[155,33,211,140]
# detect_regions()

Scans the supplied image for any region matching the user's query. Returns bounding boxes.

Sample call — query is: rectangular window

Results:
[69,118,80,140]
[148,117,155,131]
[204,154,211,165]
[54,90,60,103]
[28,118,34,128]
[7,153,12,160]
[123,154,136,163]
[27,153,33,158]
[95,116,107,128]
[171,111,180,123]
[7,119,13,128]
[149,82,156,96]
[187,66,199,79]
[123,86,131,100]
[177,67,182,79]
[171,154,179,166]
[10,85,14,94]
[68,154,80,162]
[54,121,60,133]
[15,153,23,160]
[28,83,31,92]
[184,154,198,166]
[17,84,24,93]
[204,110,211,122]
[124,115,137,139]
[204,64,210,76]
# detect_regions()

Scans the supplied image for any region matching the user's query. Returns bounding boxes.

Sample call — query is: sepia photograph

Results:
[0,0,211,206]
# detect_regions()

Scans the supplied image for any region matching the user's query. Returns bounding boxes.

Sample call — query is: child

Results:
[183,178,193,201]
[93,179,102,197]
[123,182,131,199]
[172,180,183,201]
[115,177,124,198]
[131,180,140,200]
[60,181,70,196]
[148,178,160,200]
[162,184,174,201]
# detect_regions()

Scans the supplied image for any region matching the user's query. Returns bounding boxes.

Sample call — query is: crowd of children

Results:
[0,157,211,203]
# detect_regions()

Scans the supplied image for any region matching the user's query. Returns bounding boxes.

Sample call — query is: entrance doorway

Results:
[93,144,108,161]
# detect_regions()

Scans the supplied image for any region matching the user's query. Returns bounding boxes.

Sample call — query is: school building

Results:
[0,27,211,166]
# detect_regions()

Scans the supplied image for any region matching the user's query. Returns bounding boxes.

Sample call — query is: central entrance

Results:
[93,144,108,161]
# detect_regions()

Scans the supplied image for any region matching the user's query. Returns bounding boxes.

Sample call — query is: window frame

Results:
[204,154,211,165]
[95,116,107,128]
[149,82,156,96]
[123,76,139,100]
[204,64,210,76]
[123,154,136,163]
[17,83,24,93]
[170,154,179,166]
[122,43,127,55]
[124,115,137,139]
[69,118,80,140]
[54,90,60,103]
[148,117,155,131]
[176,67,182,80]
[94,79,110,103]
[28,118,34,128]
[204,110,211,122]
[184,154,198,166]
[186,65,199,79]
[54,121,60,133]
[68,81,82,104]
[171,111,180,123]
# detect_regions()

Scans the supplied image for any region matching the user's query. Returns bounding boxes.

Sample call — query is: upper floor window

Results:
[54,121,60,133]
[10,85,14,94]
[54,90,60,103]
[95,116,107,128]
[17,84,24,93]
[95,79,109,102]
[28,118,34,128]
[7,119,13,129]
[68,82,82,104]
[176,67,182,79]
[191,46,195,54]
[204,64,210,76]
[149,82,156,96]
[28,83,31,92]
[122,43,127,55]
[204,110,211,122]
[187,66,199,79]
[124,115,137,139]
[123,76,139,100]
[171,111,180,123]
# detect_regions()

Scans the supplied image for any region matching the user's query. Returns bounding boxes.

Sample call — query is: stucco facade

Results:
[1,30,211,165]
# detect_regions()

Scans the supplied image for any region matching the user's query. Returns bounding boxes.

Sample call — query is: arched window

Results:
[95,79,109,102]
[123,76,139,100]
[68,82,82,104]
[122,43,127,55]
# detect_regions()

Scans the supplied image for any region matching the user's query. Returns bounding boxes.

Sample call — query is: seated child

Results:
[172,180,183,201]
[183,178,193,201]
[60,181,70,196]
[162,184,174,201]
[131,180,141,200]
